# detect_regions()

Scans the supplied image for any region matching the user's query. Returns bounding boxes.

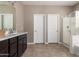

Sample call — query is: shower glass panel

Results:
[63,16,71,46]
[63,11,76,54]
[68,11,79,55]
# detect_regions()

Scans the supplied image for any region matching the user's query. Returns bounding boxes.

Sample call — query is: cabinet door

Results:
[23,34,27,53]
[23,34,27,44]
[17,34,27,57]
[18,36,23,57]
[9,42,17,57]
[9,37,17,57]
[0,40,9,57]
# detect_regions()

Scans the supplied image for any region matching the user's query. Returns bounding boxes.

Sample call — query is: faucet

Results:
[9,28,14,34]
[4,28,15,36]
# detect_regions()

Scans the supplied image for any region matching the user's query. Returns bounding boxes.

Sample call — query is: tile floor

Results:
[22,44,76,57]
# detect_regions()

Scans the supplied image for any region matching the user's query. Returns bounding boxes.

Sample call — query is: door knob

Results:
[35,30,37,32]
[56,30,58,32]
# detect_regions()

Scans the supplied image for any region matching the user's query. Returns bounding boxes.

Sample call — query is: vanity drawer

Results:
[22,34,27,38]
[18,34,27,39]
[10,37,17,44]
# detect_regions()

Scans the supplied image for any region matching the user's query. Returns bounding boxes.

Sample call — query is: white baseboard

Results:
[27,43,35,45]
[44,42,62,44]
[27,42,48,44]
[45,42,48,44]
[58,42,63,44]
[27,42,62,45]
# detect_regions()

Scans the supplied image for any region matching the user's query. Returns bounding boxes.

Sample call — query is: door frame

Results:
[33,14,60,44]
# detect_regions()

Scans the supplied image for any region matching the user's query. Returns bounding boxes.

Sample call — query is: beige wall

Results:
[74,3,79,11]
[14,2,24,32]
[23,5,73,43]
[0,5,15,13]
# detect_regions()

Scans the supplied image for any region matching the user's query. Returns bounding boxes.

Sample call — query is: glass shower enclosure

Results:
[63,11,79,56]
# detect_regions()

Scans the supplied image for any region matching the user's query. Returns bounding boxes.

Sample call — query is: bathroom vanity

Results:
[0,32,27,57]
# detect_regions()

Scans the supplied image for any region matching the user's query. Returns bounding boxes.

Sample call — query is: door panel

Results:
[34,14,44,43]
[47,14,58,43]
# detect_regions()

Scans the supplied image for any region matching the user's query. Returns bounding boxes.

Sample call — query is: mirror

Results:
[0,3,16,31]
[0,13,14,30]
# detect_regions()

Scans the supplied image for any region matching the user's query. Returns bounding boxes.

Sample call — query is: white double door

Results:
[34,14,59,43]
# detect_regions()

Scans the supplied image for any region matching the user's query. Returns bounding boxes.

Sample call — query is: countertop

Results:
[0,32,28,41]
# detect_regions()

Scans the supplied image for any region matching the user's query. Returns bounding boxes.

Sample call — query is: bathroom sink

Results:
[11,32,17,35]
[5,32,17,37]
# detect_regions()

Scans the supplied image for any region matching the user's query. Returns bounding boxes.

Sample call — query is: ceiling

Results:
[21,1,79,6]
[0,1,78,6]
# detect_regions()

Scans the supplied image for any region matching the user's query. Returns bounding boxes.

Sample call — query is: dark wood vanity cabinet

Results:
[9,37,18,57]
[23,34,27,55]
[0,40,9,57]
[18,36,23,57]
[0,34,27,57]
[17,34,27,57]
